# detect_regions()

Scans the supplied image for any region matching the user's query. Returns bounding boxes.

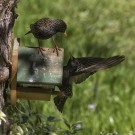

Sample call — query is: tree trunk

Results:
[0,0,17,134]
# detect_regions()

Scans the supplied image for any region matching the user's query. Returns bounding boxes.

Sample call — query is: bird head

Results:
[54,19,67,35]
[67,54,79,72]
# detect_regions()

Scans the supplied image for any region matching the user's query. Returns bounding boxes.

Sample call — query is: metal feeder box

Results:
[11,39,64,105]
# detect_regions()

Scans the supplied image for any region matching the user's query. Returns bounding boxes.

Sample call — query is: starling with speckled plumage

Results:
[54,55,125,112]
[25,18,67,56]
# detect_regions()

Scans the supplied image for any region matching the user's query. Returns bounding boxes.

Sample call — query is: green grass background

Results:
[14,0,135,134]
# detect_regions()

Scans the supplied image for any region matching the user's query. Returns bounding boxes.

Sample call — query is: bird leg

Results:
[51,37,61,56]
[37,39,45,56]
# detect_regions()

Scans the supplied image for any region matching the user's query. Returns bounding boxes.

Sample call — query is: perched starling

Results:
[25,18,67,56]
[54,55,125,112]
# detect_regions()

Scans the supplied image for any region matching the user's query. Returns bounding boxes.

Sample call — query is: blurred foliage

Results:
[10,0,135,134]
[7,101,83,135]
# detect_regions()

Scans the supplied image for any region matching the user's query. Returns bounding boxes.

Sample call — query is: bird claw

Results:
[38,47,45,56]
[53,47,61,56]
[40,47,46,51]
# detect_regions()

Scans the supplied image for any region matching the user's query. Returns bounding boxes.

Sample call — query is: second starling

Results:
[54,55,125,112]
[25,18,67,56]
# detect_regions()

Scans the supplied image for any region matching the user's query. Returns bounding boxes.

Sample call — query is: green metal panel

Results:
[17,47,64,88]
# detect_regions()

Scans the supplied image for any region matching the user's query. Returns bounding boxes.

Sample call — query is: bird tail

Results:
[81,55,125,73]
[54,92,68,113]
[24,30,31,35]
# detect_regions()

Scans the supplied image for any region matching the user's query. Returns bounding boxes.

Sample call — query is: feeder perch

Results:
[11,38,64,105]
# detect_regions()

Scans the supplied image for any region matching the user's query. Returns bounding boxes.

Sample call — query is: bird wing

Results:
[69,55,125,84]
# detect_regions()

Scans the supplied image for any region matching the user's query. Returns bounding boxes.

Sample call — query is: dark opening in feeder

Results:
[11,39,64,105]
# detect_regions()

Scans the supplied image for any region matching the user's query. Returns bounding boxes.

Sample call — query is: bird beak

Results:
[64,31,67,37]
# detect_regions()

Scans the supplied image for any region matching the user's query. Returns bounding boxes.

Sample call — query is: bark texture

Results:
[0,0,18,134]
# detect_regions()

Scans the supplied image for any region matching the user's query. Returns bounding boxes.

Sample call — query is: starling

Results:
[25,18,67,56]
[54,55,125,112]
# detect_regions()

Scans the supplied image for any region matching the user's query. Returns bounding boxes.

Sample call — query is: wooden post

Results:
[0,0,18,134]
[11,38,19,105]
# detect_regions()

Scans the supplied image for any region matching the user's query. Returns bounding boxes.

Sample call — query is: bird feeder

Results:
[11,38,64,105]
